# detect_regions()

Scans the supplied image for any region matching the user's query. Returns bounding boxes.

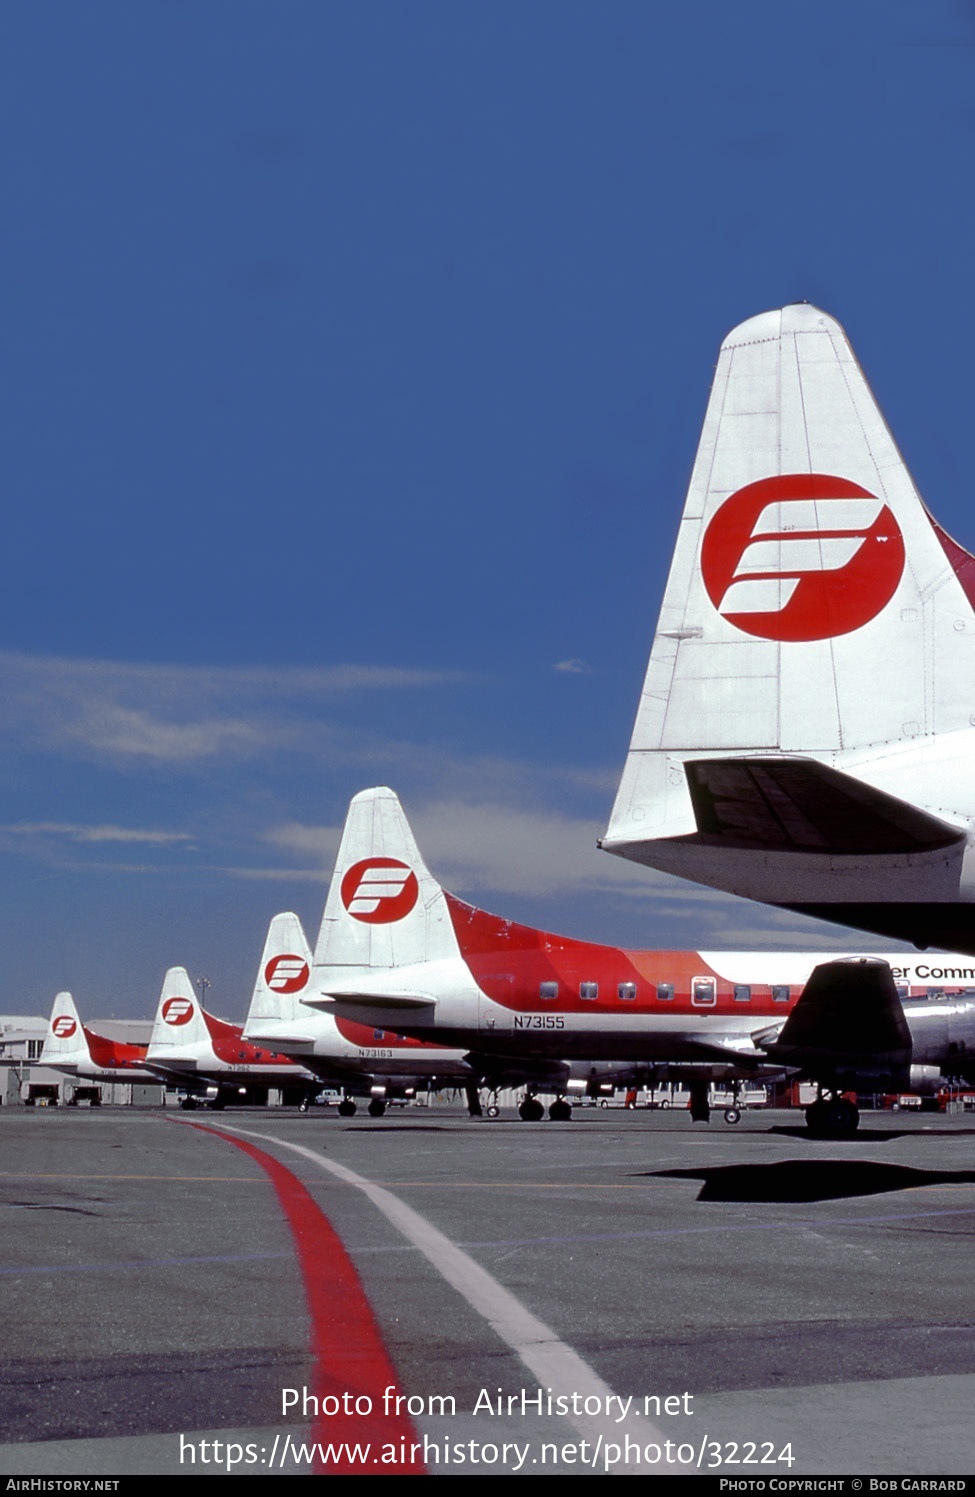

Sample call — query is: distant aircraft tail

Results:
[603,303,975,942]
[314,786,462,978]
[41,992,89,1067]
[244,912,315,1036]
[148,969,208,1056]
[303,786,481,1034]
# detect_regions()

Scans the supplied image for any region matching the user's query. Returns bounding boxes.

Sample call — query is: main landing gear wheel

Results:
[518,1097,545,1122]
[548,1099,572,1121]
[804,1097,860,1137]
[337,1098,357,1118]
[723,1107,742,1125]
[367,1097,387,1118]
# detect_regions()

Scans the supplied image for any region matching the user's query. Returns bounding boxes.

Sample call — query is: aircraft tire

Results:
[723,1107,742,1125]
[368,1097,387,1118]
[548,1099,572,1121]
[805,1098,860,1136]
[337,1099,357,1117]
[486,1105,500,1118]
[829,1099,860,1134]
[518,1098,544,1122]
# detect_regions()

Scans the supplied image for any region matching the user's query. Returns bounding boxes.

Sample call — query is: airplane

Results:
[243,910,479,1116]
[144,966,317,1108]
[600,301,975,956]
[299,787,975,1134]
[40,991,160,1089]
[244,910,652,1118]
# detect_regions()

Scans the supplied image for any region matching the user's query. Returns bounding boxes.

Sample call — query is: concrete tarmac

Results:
[0,1104,972,1476]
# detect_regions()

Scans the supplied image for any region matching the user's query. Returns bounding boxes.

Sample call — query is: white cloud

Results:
[0,650,470,766]
[263,798,706,901]
[554,658,593,674]
[0,822,192,846]
[264,822,340,862]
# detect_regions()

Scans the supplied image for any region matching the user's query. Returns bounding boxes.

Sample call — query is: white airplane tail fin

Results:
[245,912,314,1029]
[148,969,208,1055]
[314,786,461,978]
[41,992,88,1066]
[603,304,975,935]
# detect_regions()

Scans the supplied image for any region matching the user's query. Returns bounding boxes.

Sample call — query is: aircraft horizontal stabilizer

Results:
[682,757,961,855]
[306,989,436,1011]
[761,958,911,1086]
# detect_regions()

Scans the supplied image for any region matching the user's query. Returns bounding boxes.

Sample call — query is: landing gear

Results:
[179,1096,198,1111]
[337,1097,357,1117]
[464,1084,483,1119]
[688,1078,711,1123]
[805,1094,860,1137]
[486,1104,500,1119]
[723,1107,742,1125]
[548,1098,572,1121]
[367,1097,387,1118]
[518,1095,545,1122]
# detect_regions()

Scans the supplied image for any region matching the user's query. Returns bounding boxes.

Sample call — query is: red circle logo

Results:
[162,996,195,1026]
[52,1016,77,1038]
[700,475,905,642]
[264,954,310,993]
[341,857,419,924]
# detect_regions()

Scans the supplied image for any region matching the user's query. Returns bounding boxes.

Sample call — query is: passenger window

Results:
[617,982,637,1002]
[895,983,909,1001]
[656,983,674,1002]
[579,982,598,1001]
[539,982,558,1001]
[692,977,716,1007]
[373,1029,386,1040]
[733,984,751,1002]
[772,985,790,1003]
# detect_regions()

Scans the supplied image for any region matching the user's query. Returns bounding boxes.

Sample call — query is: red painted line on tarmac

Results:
[185,1122,424,1474]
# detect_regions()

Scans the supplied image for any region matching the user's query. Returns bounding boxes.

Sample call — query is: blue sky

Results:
[3,1,975,1018]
